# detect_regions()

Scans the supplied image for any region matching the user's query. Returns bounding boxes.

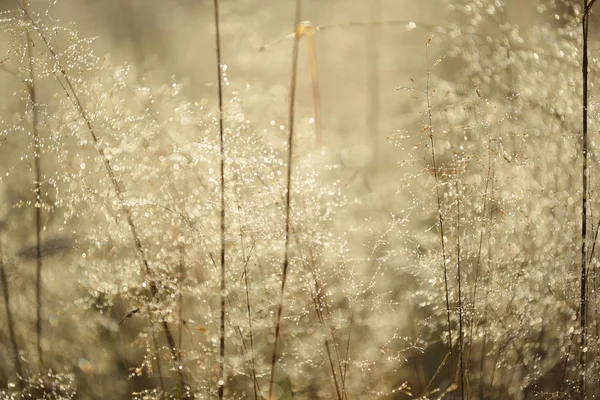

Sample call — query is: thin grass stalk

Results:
[0,247,24,391]
[305,263,343,400]
[306,261,343,400]
[242,257,259,399]
[177,247,185,400]
[305,246,346,392]
[15,2,186,394]
[289,216,346,399]
[587,185,600,391]
[421,350,452,397]
[268,1,302,397]
[478,169,493,398]
[581,1,597,396]
[425,35,454,381]
[324,338,343,400]
[237,201,259,399]
[342,309,353,400]
[229,317,264,397]
[467,85,492,395]
[165,198,259,398]
[455,181,464,400]
[212,0,227,397]
[152,334,166,400]
[22,0,43,369]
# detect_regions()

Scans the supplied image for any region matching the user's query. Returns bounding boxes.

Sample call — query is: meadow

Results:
[0,0,597,399]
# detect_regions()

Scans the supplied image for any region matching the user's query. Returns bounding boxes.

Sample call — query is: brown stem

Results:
[581,1,596,396]
[22,0,43,369]
[268,1,302,398]
[0,244,24,391]
[212,0,227,397]
[425,35,454,382]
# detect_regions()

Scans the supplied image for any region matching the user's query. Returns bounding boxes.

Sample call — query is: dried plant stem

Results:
[291,216,347,398]
[466,85,493,396]
[0,246,24,391]
[478,171,494,398]
[421,350,452,397]
[177,247,185,400]
[425,36,454,381]
[268,0,302,398]
[581,1,597,396]
[22,0,43,369]
[237,200,259,399]
[213,0,227,397]
[242,255,259,399]
[152,333,166,400]
[455,181,464,400]
[16,2,186,395]
[324,338,343,400]
[342,309,354,400]
[305,255,343,400]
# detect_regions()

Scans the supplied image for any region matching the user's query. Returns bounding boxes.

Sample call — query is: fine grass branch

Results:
[424,35,454,383]
[236,198,259,399]
[15,1,187,395]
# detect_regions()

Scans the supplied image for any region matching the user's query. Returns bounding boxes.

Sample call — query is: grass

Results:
[1,0,600,399]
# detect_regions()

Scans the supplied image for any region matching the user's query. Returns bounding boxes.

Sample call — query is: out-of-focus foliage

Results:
[0,0,598,399]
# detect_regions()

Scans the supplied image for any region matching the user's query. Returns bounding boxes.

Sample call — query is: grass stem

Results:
[425,35,454,383]
[268,1,302,398]
[212,0,227,397]
[580,1,597,396]
[22,0,43,369]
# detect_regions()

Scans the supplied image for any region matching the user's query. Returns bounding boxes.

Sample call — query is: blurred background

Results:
[0,1,595,399]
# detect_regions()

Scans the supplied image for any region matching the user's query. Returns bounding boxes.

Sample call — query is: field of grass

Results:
[0,0,599,399]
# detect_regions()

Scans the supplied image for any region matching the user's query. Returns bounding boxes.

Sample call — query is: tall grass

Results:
[268,1,302,398]
[212,0,227,398]
[2,0,600,399]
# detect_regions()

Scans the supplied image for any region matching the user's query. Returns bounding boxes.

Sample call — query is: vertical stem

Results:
[212,0,226,398]
[456,181,464,400]
[425,36,454,382]
[468,85,492,396]
[478,169,493,398]
[269,1,302,398]
[581,1,597,396]
[0,243,24,391]
[177,247,184,400]
[23,0,43,369]
[342,310,354,400]
[151,334,166,400]
[237,201,259,399]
